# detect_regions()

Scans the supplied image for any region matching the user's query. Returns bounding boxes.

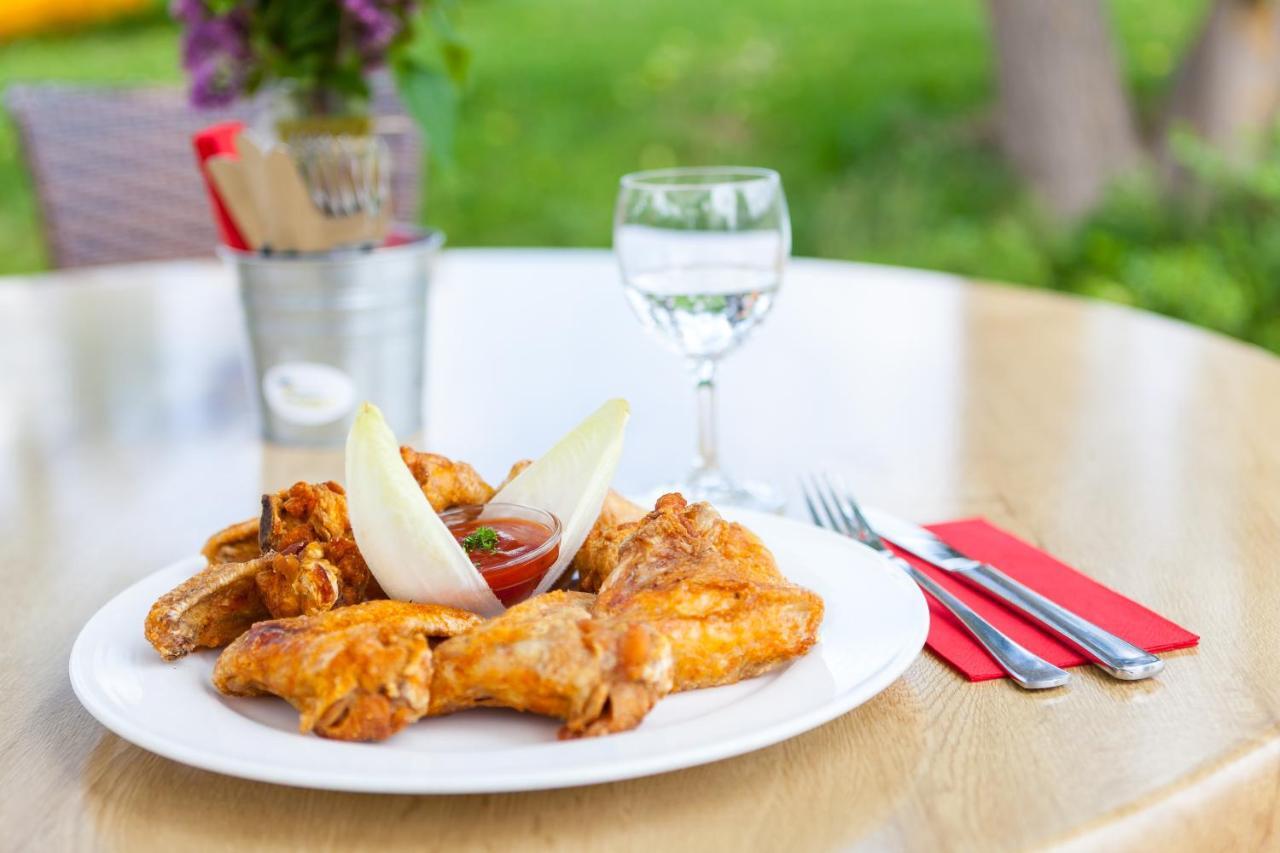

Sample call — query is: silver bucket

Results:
[221,227,443,446]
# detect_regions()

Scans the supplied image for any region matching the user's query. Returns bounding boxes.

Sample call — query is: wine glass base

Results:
[640,476,787,515]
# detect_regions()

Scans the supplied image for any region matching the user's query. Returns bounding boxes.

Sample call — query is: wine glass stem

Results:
[689,358,720,479]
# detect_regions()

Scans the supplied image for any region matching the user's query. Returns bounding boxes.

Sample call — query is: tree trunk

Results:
[1160,0,1280,170]
[987,0,1142,218]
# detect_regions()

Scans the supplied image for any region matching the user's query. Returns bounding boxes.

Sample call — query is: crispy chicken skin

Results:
[254,539,380,618]
[145,556,274,660]
[573,490,647,592]
[255,481,381,618]
[400,448,495,509]
[259,480,350,553]
[429,591,674,739]
[213,600,481,741]
[593,494,824,691]
[201,518,260,565]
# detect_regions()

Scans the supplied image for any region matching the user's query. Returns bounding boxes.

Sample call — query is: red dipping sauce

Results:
[441,503,561,606]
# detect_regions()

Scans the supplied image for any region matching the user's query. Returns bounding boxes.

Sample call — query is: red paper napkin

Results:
[192,122,249,251]
[890,519,1199,681]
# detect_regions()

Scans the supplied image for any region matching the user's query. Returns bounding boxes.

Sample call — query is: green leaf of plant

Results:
[440,41,472,86]
[393,57,458,167]
[430,5,472,85]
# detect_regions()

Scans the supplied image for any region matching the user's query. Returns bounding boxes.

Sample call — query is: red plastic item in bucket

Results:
[192,122,249,250]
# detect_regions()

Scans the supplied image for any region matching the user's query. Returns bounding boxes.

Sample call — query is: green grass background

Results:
[10,1,1261,346]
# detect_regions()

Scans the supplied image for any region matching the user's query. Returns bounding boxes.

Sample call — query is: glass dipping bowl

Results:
[439,502,562,606]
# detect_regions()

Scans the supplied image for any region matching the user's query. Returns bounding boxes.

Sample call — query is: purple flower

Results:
[343,0,410,68]
[181,16,249,71]
[172,0,424,107]
[173,0,250,108]
[189,57,245,108]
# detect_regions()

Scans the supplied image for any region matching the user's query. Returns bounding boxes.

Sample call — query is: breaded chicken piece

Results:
[429,591,674,739]
[200,518,260,565]
[572,490,647,592]
[212,600,481,741]
[255,481,380,618]
[593,494,824,691]
[259,480,350,554]
[400,447,495,510]
[254,539,381,619]
[145,556,273,660]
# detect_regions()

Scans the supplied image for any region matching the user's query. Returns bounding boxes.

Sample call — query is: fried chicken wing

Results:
[213,600,481,741]
[201,518,260,564]
[253,538,380,619]
[152,483,362,658]
[593,494,824,691]
[400,447,495,509]
[429,591,674,738]
[253,481,382,618]
[145,556,273,660]
[573,490,647,592]
[259,480,350,553]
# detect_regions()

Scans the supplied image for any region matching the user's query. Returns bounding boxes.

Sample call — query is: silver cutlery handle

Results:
[893,556,1069,690]
[958,564,1163,680]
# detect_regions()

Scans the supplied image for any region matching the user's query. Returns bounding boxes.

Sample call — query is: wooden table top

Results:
[1,249,1277,851]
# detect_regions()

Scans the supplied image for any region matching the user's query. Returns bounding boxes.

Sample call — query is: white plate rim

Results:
[69,509,928,793]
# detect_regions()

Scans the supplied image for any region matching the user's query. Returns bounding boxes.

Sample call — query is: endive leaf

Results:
[345,403,503,616]
[492,398,630,595]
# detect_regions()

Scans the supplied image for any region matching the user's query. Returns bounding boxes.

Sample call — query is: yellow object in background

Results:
[0,0,153,41]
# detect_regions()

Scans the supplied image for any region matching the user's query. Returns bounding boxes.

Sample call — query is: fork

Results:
[801,475,1070,690]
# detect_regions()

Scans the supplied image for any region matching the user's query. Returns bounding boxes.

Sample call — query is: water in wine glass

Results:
[622,265,779,360]
[613,168,789,512]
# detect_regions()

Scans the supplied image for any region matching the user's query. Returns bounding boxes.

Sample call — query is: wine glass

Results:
[613,166,790,512]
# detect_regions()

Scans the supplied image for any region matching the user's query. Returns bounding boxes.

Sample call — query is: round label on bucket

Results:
[262,362,356,427]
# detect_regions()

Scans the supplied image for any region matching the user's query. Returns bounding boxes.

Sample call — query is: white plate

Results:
[69,509,927,793]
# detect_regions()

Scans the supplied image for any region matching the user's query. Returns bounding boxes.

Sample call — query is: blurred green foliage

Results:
[1053,135,1280,352]
[4,0,1278,354]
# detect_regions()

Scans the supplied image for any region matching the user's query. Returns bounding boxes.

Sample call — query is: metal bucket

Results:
[221,227,443,446]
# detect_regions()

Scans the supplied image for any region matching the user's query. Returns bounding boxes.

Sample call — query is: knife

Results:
[863,508,1164,681]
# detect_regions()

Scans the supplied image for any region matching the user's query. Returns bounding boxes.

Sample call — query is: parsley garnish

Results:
[461,526,500,553]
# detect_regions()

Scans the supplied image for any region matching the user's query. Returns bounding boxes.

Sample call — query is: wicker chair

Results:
[5,76,422,268]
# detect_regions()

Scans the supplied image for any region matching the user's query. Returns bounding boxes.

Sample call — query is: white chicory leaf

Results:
[492,398,630,595]
[345,402,503,616]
